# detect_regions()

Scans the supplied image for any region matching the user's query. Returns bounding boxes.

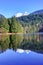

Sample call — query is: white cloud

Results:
[15,12,23,17]
[24,12,29,16]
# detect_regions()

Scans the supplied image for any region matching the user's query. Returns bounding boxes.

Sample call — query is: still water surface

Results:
[0,49,43,65]
[0,34,43,65]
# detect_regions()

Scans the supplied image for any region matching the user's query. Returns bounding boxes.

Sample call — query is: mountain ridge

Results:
[17,9,43,24]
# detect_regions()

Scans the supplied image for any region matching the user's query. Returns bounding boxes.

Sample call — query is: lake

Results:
[0,33,43,65]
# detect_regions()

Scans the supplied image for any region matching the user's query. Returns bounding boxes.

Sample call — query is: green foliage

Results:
[11,17,23,33]
[8,18,12,32]
[18,14,43,33]
[0,17,9,32]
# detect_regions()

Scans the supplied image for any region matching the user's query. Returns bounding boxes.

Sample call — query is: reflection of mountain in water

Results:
[32,50,43,54]
[0,34,43,54]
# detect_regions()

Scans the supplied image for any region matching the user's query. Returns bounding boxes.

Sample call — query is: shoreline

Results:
[0,32,43,35]
[0,33,23,35]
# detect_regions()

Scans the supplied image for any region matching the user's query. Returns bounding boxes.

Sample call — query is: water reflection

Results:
[0,34,23,53]
[1,49,43,65]
[0,35,10,53]
[0,33,43,53]
[10,34,23,50]
[21,34,43,51]
[16,49,30,54]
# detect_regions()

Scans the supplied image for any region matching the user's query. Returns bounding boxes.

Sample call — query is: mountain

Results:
[0,10,43,33]
[30,9,43,15]
[17,9,43,25]
[0,14,5,18]
[17,9,43,33]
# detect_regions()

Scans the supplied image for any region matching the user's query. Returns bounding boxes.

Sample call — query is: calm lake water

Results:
[0,34,43,65]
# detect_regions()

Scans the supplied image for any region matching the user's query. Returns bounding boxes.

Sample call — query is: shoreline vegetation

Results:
[0,13,43,34]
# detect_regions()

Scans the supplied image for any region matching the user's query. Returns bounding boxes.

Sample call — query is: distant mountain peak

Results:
[0,14,5,18]
[15,12,23,17]
[24,12,29,16]
[30,9,43,15]
[15,12,29,17]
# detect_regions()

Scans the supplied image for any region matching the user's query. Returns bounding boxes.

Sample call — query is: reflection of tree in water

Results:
[0,35,23,53]
[10,34,23,50]
[0,34,43,54]
[0,35,10,53]
[21,34,43,50]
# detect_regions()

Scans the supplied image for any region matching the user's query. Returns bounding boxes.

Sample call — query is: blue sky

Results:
[0,0,43,18]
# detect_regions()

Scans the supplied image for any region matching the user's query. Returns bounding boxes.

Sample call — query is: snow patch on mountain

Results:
[24,12,29,16]
[15,12,29,17]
